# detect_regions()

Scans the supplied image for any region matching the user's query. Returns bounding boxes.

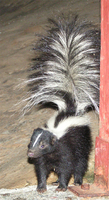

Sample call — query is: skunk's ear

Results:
[51,135,57,145]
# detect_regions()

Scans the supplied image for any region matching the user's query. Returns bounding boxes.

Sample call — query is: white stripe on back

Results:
[45,111,91,139]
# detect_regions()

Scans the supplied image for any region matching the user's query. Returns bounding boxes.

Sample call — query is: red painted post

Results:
[95,0,109,190]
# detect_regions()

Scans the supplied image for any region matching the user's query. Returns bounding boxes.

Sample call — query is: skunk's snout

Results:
[27,149,35,158]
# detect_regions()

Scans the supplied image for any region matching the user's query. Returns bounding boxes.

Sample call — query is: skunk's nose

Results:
[27,149,35,157]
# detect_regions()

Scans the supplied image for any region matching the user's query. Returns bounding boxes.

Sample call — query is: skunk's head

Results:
[27,128,57,158]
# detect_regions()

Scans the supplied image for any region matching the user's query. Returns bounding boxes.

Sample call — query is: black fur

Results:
[28,126,92,192]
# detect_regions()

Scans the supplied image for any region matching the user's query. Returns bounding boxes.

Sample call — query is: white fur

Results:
[53,100,66,111]
[32,132,42,147]
[44,112,91,139]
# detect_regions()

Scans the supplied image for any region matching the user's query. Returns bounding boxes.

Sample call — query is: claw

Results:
[55,187,67,192]
[37,188,47,193]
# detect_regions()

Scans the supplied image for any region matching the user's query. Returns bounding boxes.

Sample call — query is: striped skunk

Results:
[26,15,100,188]
[28,126,92,192]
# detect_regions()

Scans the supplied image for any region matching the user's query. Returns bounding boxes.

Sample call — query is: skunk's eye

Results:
[41,145,45,149]
[39,141,46,149]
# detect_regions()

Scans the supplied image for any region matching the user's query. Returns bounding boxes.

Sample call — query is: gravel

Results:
[0,185,109,200]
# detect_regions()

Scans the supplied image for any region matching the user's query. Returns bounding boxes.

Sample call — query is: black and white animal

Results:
[28,126,92,192]
[26,15,100,190]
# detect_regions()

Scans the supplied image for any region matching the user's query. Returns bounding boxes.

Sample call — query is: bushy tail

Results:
[26,16,100,115]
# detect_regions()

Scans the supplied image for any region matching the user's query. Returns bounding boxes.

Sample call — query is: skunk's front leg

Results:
[56,171,71,191]
[34,158,48,193]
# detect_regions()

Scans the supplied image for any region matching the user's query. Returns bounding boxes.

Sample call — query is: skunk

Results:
[26,16,100,188]
[28,127,92,192]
